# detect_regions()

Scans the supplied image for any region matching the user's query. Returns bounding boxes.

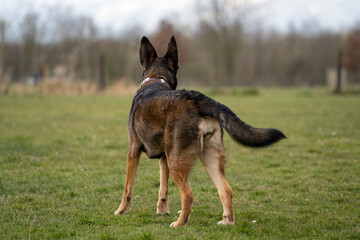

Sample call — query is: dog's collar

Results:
[140,77,170,89]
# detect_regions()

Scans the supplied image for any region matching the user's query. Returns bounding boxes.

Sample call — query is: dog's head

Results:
[139,36,178,90]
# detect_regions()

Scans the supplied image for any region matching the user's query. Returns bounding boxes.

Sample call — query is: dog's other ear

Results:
[140,36,158,69]
[163,36,178,72]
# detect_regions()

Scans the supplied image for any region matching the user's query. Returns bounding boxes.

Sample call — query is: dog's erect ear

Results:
[140,36,158,69]
[163,36,178,72]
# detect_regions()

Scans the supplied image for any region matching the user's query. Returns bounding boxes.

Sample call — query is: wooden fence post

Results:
[334,50,342,94]
[98,53,106,91]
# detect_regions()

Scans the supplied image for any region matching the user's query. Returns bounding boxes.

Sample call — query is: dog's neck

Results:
[140,77,170,89]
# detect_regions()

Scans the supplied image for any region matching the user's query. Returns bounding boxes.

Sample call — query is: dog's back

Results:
[129,85,206,159]
[130,83,285,160]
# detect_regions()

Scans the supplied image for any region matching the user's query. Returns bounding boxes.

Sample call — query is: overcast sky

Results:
[1,0,360,35]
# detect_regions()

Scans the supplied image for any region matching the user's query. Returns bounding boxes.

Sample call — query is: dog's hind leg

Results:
[157,156,170,214]
[168,162,194,227]
[114,150,140,215]
[200,128,234,225]
[169,169,193,227]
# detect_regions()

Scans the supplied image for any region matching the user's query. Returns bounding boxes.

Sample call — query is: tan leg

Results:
[157,156,170,214]
[169,168,194,227]
[114,151,140,215]
[200,145,234,225]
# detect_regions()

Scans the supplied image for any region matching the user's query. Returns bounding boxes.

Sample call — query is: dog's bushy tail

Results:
[199,96,286,147]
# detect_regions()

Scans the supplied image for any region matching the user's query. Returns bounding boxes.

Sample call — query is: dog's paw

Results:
[156,203,170,215]
[114,210,122,215]
[114,208,130,215]
[217,219,235,225]
[217,215,234,225]
[169,221,178,228]
[156,209,170,215]
[170,218,189,228]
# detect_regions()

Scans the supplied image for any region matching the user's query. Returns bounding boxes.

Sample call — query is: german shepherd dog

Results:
[114,36,286,227]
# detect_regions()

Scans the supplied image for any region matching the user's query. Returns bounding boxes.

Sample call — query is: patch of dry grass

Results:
[3,79,138,96]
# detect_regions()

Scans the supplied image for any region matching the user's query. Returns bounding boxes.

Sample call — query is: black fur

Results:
[130,83,286,150]
[198,97,287,147]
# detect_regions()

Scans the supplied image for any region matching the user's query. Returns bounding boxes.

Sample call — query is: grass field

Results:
[1,88,359,239]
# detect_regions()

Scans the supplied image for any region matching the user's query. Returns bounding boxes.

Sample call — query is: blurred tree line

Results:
[0,0,359,89]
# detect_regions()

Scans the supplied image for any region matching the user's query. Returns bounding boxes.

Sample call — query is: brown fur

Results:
[114,36,285,227]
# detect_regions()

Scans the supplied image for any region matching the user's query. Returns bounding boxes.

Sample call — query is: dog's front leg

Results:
[115,151,140,215]
[157,156,170,214]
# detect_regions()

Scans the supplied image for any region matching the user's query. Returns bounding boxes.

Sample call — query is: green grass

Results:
[1,88,359,239]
